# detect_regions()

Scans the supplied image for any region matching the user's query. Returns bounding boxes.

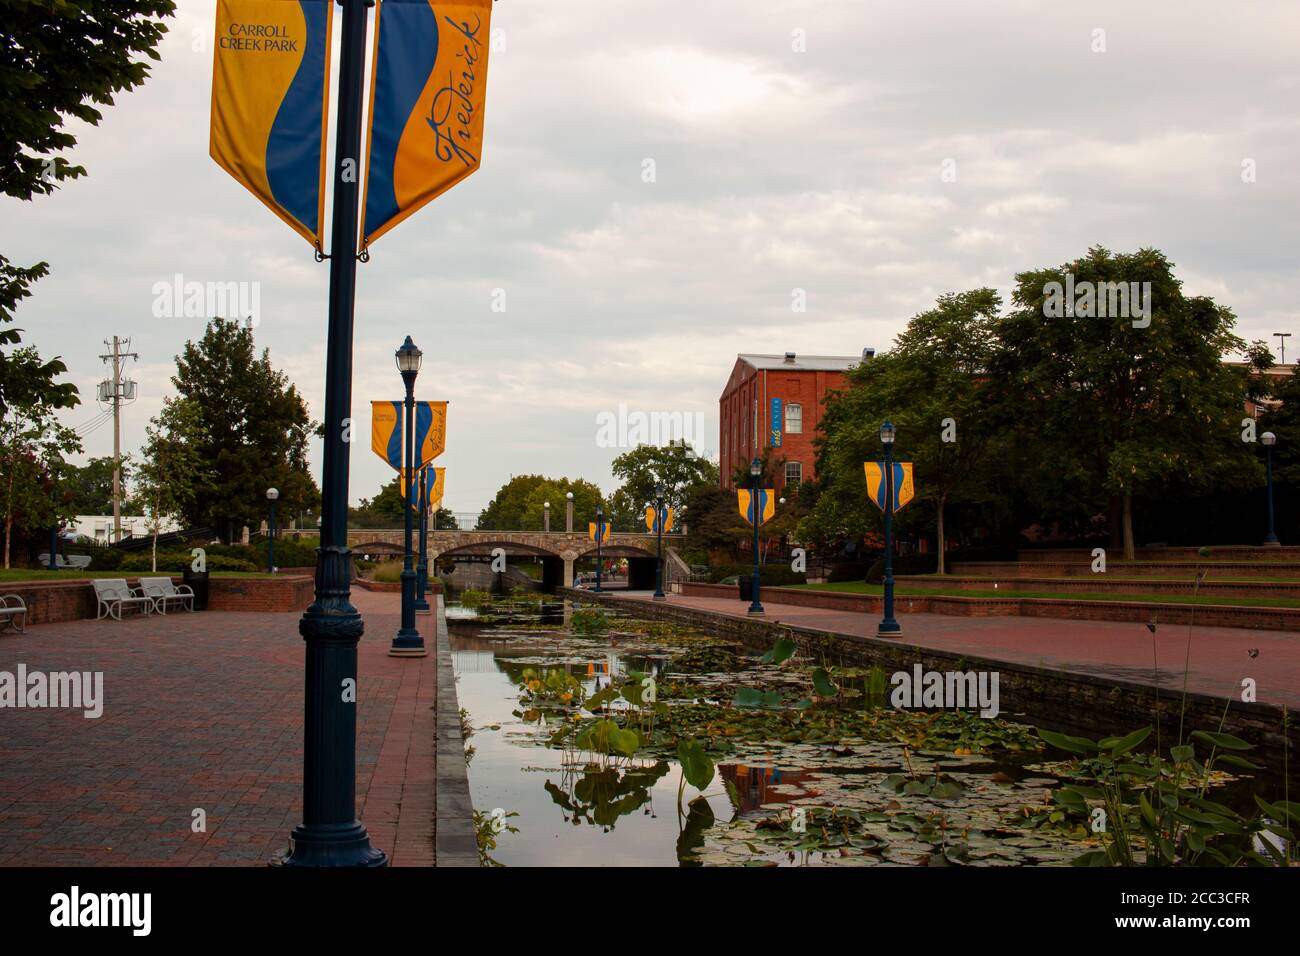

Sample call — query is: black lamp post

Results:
[748,458,763,615]
[878,421,901,638]
[278,0,385,868]
[47,462,58,570]
[1263,431,1280,546]
[414,465,430,614]
[266,487,279,573]
[593,504,605,592]
[390,335,426,657]
[652,485,666,599]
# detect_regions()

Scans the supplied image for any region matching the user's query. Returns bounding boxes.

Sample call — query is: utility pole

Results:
[98,336,138,542]
[1273,332,1291,366]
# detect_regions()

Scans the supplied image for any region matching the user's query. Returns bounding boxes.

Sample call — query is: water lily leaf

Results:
[812,667,838,697]
[678,737,715,791]
[761,637,797,665]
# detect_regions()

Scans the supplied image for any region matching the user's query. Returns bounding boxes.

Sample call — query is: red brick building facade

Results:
[719,352,865,491]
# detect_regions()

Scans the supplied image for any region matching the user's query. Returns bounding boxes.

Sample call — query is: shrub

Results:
[88,547,124,571]
[119,551,257,573]
[707,563,806,587]
[371,560,405,583]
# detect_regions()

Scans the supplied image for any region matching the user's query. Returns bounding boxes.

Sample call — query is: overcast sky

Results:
[3,0,1299,516]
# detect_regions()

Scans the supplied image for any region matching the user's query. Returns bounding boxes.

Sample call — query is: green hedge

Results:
[707,563,807,587]
[119,551,258,573]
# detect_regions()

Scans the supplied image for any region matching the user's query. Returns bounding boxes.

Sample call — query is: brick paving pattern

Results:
[0,590,437,866]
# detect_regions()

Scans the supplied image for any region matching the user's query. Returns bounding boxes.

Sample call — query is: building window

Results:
[785,461,802,487]
[785,403,803,434]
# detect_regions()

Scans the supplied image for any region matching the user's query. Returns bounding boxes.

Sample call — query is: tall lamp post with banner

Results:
[746,458,765,615]
[864,421,914,639]
[391,336,426,656]
[591,504,608,592]
[211,0,493,867]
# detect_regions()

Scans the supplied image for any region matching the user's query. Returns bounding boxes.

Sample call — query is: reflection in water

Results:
[450,601,725,866]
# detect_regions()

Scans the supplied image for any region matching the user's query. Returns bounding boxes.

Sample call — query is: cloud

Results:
[2,0,1298,516]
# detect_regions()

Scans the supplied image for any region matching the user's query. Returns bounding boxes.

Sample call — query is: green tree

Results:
[1,2,174,411]
[476,474,604,532]
[0,348,81,566]
[607,440,719,532]
[802,290,1008,573]
[992,247,1256,559]
[171,319,320,541]
[350,475,406,528]
[136,398,208,571]
[63,455,128,514]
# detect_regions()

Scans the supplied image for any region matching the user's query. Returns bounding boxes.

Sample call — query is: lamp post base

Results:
[877,621,902,638]
[271,821,388,868]
[652,593,666,601]
[1262,538,1281,547]
[747,605,764,616]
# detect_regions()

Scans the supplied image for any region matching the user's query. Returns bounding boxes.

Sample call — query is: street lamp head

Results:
[779,497,786,505]
[596,504,603,517]
[543,501,550,509]
[1262,431,1278,447]
[749,458,761,477]
[566,492,574,501]
[395,335,423,374]
[654,484,665,499]
[879,421,896,445]
[266,487,280,501]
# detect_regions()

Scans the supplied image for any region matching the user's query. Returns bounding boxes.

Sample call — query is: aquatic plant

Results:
[1038,725,1296,866]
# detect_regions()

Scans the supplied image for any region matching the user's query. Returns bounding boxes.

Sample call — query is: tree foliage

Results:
[170,319,319,540]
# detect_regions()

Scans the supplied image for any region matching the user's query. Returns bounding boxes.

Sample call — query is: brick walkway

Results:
[611,591,1300,708]
[0,589,438,866]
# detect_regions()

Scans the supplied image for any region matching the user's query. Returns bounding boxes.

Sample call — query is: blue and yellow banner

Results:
[402,465,445,512]
[770,398,782,448]
[361,0,493,247]
[588,519,610,544]
[737,489,775,526]
[644,505,674,534]
[210,0,333,248]
[371,400,403,470]
[427,466,445,509]
[864,462,915,513]
[372,400,448,471]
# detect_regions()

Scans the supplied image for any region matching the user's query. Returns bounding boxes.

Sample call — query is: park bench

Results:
[92,579,153,621]
[37,553,92,570]
[0,594,27,633]
[139,576,195,615]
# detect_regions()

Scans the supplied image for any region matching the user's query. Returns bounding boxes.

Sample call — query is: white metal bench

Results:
[92,579,152,621]
[139,576,195,615]
[0,594,26,633]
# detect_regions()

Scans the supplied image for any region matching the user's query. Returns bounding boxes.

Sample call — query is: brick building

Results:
[719,352,867,491]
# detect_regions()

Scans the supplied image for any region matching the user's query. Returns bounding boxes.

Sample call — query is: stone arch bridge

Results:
[286,529,684,588]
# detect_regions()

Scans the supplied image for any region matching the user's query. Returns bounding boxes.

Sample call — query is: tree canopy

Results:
[171,319,319,540]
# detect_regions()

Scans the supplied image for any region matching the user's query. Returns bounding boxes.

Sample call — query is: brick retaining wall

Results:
[678,582,1300,632]
[564,587,1295,764]
[0,575,313,624]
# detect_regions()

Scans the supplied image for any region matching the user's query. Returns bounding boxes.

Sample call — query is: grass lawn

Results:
[790,580,1300,609]
[0,569,280,581]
